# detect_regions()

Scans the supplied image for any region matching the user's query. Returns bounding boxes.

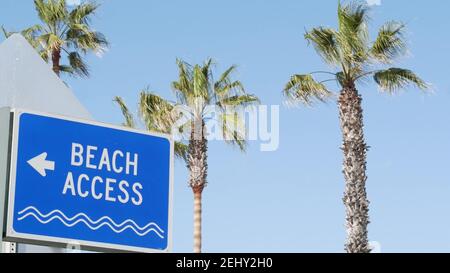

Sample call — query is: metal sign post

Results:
[0,108,13,253]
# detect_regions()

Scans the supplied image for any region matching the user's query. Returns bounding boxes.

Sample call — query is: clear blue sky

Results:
[1,0,450,253]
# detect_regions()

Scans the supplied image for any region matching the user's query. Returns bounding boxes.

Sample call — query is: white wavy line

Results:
[17,207,165,239]
[18,213,164,238]
[18,206,164,234]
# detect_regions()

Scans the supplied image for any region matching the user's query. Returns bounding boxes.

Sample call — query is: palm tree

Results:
[115,59,259,253]
[283,1,428,253]
[2,0,108,77]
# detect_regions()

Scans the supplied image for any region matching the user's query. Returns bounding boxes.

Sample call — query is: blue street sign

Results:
[5,110,173,252]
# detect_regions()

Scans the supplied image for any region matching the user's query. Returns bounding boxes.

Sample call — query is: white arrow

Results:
[27,152,55,177]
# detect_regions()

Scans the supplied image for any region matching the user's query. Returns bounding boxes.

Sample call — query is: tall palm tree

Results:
[2,0,108,77]
[115,59,259,253]
[284,1,428,253]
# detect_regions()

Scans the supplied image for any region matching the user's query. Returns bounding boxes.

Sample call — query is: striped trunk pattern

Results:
[189,120,208,253]
[193,190,203,253]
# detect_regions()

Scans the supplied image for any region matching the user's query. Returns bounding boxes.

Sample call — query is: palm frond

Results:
[1,26,10,38]
[114,97,136,128]
[202,58,214,83]
[34,0,51,25]
[371,21,406,63]
[336,1,369,65]
[139,91,177,134]
[34,0,67,28]
[2,25,43,49]
[114,95,187,161]
[66,22,108,51]
[213,65,249,110]
[215,80,245,98]
[374,68,428,93]
[214,65,237,91]
[217,94,260,108]
[172,59,193,105]
[284,74,333,105]
[337,1,369,39]
[305,27,341,65]
[139,92,191,161]
[219,112,247,151]
[58,64,75,74]
[69,2,99,25]
[174,142,189,162]
[37,32,63,51]
[192,64,209,102]
[21,24,43,39]
[38,48,50,61]
[68,51,89,77]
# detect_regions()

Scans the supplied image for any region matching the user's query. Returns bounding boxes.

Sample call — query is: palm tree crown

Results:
[2,0,108,77]
[284,1,427,102]
[169,59,259,148]
[116,58,259,162]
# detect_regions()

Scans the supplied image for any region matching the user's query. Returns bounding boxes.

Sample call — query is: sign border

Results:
[4,108,174,253]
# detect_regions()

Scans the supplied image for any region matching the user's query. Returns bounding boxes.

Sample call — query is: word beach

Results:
[62,143,143,206]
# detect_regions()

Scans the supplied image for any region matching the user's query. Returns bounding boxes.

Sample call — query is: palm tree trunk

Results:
[193,188,203,253]
[338,86,370,253]
[51,48,61,77]
[189,120,208,253]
